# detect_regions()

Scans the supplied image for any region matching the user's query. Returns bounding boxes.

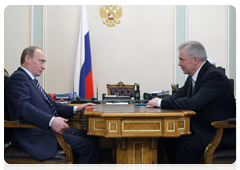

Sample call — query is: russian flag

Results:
[74,5,94,99]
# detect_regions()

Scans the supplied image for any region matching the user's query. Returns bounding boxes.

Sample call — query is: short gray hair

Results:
[178,41,207,61]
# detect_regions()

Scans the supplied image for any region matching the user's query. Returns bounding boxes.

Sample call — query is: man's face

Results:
[178,49,196,76]
[27,49,46,77]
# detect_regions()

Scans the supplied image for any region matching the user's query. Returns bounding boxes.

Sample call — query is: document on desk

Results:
[106,102,129,105]
[105,95,117,97]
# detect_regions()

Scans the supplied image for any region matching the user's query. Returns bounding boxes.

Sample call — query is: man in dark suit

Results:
[5,46,97,164]
[147,41,236,164]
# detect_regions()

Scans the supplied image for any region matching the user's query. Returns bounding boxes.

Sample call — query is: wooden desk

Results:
[67,104,88,130]
[84,104,196,164]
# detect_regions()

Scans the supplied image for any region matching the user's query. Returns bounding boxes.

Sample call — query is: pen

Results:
[176,84,179,90]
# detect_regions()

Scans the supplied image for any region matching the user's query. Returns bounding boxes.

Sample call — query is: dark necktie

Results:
[192,78,195,95]
[34,79,58,116]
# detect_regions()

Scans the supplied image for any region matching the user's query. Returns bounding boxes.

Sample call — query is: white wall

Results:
[188,5,228,73]
[88,5,175,98]
[4,5,31,75]
[46,5,175,97]
[4,5,233,99]
[45,5,81,94]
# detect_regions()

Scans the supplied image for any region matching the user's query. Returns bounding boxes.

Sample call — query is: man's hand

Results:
[51,117,69,135]
[146,97,160,108]
[77,103,96,112]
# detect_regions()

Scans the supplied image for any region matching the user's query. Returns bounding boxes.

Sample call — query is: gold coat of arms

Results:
[100,5,122,27]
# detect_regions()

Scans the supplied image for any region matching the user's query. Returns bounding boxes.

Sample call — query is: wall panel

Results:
[46,5,175,97]
[89,5,174,98]
[46,5,81,93]
[188,5,228,73]
[4,5,31,75]
[4,5,234,99]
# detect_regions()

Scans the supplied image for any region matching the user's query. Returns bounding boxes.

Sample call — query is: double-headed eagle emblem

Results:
[100,5,122,27]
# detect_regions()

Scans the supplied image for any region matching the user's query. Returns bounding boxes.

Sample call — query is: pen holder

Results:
[134,90,140,100]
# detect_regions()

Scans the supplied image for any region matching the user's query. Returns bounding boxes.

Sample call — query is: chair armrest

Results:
[4,120,37,128]
[226,118,236,126]
[211,118,236,128]
[4,120,73,164]
[204,118,236,163]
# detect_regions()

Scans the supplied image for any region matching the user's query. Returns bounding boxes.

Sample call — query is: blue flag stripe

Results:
[79,32,92,98]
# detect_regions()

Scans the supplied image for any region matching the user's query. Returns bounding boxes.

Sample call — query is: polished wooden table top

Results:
[84,104,196,138]
[85,104,195,117]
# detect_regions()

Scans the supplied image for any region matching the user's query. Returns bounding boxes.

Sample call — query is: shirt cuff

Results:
[157,98,162,107]
[49,106,77,127]
[49,116,55,127]
[73,106,78,113]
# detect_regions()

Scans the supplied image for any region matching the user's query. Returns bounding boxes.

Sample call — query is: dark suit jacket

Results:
[161,60,236,148]
[5,67,74,161]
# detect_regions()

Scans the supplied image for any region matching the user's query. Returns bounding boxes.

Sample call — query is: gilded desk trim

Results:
[85,105,195,138]
[178,119,186,131]
[93,120,106,131]
[166,121,176,132]
[109,121,118,133]
[122,121,162,132]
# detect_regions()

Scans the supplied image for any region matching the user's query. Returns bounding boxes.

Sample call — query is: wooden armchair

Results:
[107,81,134,97]
[4,69,73,164]
[200,118,236,164]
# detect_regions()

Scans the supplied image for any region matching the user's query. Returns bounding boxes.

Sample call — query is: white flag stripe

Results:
[74,5,89,96]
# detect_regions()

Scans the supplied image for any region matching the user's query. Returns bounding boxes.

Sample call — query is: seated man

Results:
[5,46,97,164]
[147,41,236,164]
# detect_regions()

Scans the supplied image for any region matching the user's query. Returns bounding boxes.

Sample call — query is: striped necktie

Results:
[34,79,58,116]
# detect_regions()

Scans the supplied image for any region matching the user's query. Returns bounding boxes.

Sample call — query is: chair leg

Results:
[112,147,116,164]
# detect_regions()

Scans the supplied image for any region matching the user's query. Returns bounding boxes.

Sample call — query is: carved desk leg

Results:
[151,137,158,149]
[116,138,158,164]
[117,138,126,150]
